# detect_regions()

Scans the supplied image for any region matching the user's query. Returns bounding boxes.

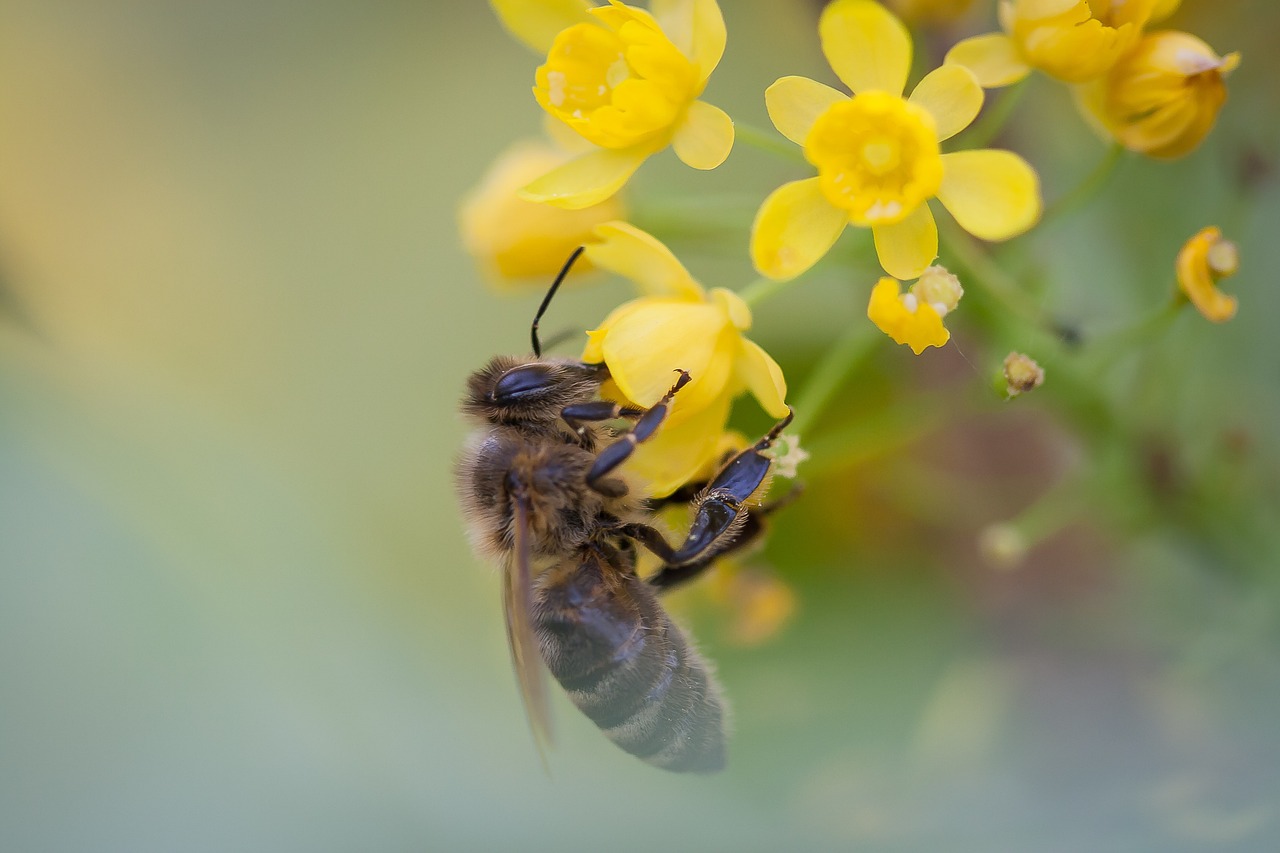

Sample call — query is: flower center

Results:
[534,16,697,150]
[804,93,943,226]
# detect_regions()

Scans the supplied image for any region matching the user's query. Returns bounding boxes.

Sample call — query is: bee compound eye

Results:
[492,364,557,403]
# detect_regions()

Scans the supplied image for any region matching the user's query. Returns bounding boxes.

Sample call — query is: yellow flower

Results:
[1075,32,1239,160]
[580,221,788,494]
[1176,226,1238,323]
[491,0,733,209]
[752,0,1041,282]
[946,0,1163,88]
[867,265,963,354]
[458,138,626,284]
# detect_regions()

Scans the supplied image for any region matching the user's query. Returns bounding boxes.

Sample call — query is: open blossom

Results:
[752,0,1041,282]
[1076,32,1239,160]
[946,0,1174,88]
[1176,226,1239,323]
[867,265,964,354]
[580,221,788,494]
[491,0,733,209]
[458,138,626,284]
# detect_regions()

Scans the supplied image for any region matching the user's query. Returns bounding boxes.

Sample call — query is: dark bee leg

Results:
[559,400,645,441]
[582,370,691,494]
[630,408,793,591]
[646,486,803,593]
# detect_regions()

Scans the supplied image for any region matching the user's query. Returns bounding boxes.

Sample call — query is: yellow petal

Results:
[710,287,751,331]
[597,301,730,408]
[867,277,950,354]
[871,204,938,280]
[819,0,912,96]
[584,221,705,300]
[652,0,727,80]
[672,100,734,170]
[490,0,592,54]
[520,145,652,209]
[937,150,1042,241]
[1150,0,1181,22]
[765,76,848,145]
[751,178,848,281]
[734,338,789,418]
[622,392,733,497]
[945,33,1031,88]
[1176,226,1238,322]
[909,64,984,141]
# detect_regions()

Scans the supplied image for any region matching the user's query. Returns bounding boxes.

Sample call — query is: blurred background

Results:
[2,1,1278,850]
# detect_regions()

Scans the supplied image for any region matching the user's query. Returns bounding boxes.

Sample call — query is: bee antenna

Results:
[531,246,585,357]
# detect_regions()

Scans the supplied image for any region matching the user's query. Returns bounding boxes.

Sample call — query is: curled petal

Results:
[819,0,912,96]
[765,76,848,145]
[584,221,704,300]
[751,178,848,281]
[596,301,731,410]
[652,0,727,80]
[672,100,735,170]
[734,339,789,418]
[490,0,591,54]
[520,145,653,209]
[945,33,1031,89]
[909,64,984,141]
[867,277,949,354]
[937,150,1042,241]
[872,204,938,281]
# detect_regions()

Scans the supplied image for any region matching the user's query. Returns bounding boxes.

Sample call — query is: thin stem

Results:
[952,78,1030,150]
[937,218,1046,329]
[739,275,802,308]
[1040,143,1125,227]
[735,122,807,164]
[1084,293,1185,371]
[790,324,879,436]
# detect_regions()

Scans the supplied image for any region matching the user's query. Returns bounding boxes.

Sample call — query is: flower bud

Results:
[1002,352,1045,397]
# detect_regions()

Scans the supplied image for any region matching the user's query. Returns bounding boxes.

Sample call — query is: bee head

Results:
[463,356,606,424]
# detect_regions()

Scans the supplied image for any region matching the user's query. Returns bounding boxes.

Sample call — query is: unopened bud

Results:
[911,265,964,316]
[1003,352,1045,397]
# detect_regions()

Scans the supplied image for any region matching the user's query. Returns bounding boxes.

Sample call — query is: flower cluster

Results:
[947,0,1238,159]
[460,0,1244,530]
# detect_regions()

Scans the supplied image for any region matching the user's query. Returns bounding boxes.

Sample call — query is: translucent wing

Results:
[504,490,553,768]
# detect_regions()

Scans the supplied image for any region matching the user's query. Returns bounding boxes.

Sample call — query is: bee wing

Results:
[504,490,553,768]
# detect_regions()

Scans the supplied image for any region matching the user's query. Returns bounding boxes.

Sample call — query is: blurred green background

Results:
[2,2,1278,850]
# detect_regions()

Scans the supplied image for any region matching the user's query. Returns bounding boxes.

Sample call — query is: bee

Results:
[455,247,795,773]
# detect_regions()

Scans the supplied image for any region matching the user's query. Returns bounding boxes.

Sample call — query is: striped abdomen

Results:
[535,555,727,772]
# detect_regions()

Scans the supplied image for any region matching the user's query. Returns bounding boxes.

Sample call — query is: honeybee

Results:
[456,248,795,773]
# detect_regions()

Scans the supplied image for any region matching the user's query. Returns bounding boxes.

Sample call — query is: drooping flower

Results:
[491,0,733,209]
[867,265,963,354]
[459,138,626,284]
[1176,226,1239,322]
[945,0,1165,88]
[580,221,788,494]
[1075,32,1239,160]
[751,0,1041,282]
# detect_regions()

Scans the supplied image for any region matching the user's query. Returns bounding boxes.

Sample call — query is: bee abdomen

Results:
[536,559,727,773]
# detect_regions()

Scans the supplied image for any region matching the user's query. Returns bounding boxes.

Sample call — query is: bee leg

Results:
[559,400,645,442]
[583,370,691,495]
[644,408,795,583]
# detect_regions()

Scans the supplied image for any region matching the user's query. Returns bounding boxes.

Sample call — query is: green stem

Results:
[739,275,803,308]
[790,325,879,436]
[1084,293,1185,372]
[735,122,807,164]
[937,218,1046,329]
[952,78,1030,150]
[1040,143,1125,227]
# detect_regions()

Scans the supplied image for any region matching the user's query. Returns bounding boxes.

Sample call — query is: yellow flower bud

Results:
[458,139,625,284]
[1076,31,1239,159]
[1003,351,1044,397]
[1176,226,1239,323]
